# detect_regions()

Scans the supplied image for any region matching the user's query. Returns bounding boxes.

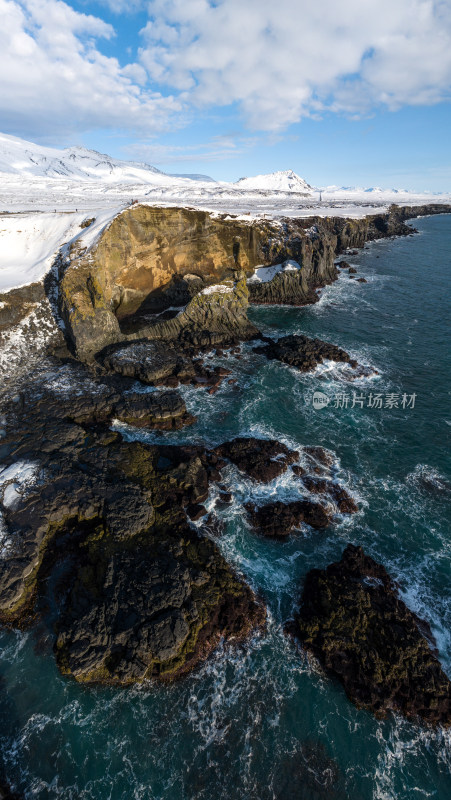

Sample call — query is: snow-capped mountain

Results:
[0,133,170,183]
[234,170,312,194]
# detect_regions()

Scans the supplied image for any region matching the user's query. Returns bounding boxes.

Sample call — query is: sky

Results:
[1,0,451,189]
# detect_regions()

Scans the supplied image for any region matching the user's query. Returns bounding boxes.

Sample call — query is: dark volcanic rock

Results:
[215,437,299,482]
[245,500,331,537]
[247,267,318,306]
[254,334,351,373]
[0,370,265,683]
[103,340,195,385]
[348,267,357,274]
[55,523,263,684]
[302,446,335,470]
[102,340,233,394]
[114,391,195,430]
[301,476,358,514]
[293,544,451,726]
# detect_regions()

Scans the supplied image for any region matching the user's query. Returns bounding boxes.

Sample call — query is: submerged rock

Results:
[292,544,451,727]
[245,500,331,537]
[301,476,358,514]
[215,437,299,482]
[254,334,351,373]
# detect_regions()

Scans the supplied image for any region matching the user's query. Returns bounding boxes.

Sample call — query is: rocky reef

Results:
[254,334,352,372]
[292,545,451,727]
[214,436,299,482]
[0,371,265,683]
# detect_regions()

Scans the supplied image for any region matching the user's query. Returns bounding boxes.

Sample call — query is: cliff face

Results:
[59,206,281,360]
[59,203,451,362]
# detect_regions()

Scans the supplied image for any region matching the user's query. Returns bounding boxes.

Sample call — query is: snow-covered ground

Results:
[0,132,449,293]
[0,211,87,291]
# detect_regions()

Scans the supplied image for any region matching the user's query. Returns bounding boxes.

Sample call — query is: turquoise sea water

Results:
[1,215,450,799]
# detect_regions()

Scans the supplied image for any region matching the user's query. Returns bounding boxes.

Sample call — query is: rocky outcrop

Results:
[103,340,231,391]
[292,544,451,727]
[0,369,265,682]
[247,269,318,306]
[301,476,358,514]
[215,437,299,482]
[254,334,352,372]
[245,500,331,537]
[59,207,278,361]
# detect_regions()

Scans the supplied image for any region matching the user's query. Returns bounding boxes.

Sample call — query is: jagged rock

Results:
[301,476,358,514]
[0,283,45,333]
[215,437,299,482]
[302,446,335,470]
[103,340,194,385]
[245,500,331,537]
[292,544,451,727]
[356,278,367,283]
[248,269,318,306]
[0,368,265,682]
[186,503,207,521]
[55,522,264,684]
[254,334,351,373]
[348,267,357,274]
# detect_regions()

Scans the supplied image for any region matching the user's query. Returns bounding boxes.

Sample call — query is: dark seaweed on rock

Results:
[293,544,451,727]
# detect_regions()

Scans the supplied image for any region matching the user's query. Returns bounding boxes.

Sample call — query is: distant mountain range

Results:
[0,134,314,194]
[0,133,443,200]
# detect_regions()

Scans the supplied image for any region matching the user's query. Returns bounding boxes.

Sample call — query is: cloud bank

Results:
[0,0,450,142]
[140,0,451,129]
[0,0,179,139]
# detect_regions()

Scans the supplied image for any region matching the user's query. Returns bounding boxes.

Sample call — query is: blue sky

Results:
[1,0,451,189]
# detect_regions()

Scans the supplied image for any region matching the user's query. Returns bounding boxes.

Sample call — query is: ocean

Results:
[0,214,450,799]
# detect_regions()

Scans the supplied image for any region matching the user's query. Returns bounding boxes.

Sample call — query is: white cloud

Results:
[0,0,179,139]
[140,0,451,129]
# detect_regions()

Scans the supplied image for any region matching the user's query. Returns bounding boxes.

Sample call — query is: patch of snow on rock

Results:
[247,259,301,284]
[201,283,234,295]
[0,460,39,511]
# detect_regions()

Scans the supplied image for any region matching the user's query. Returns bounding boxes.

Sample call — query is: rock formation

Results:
[0,370,265,682]
[254,334,352,372]
[292,544,451,726]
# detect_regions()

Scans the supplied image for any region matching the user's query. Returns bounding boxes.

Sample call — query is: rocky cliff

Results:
[58,203,451,362]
